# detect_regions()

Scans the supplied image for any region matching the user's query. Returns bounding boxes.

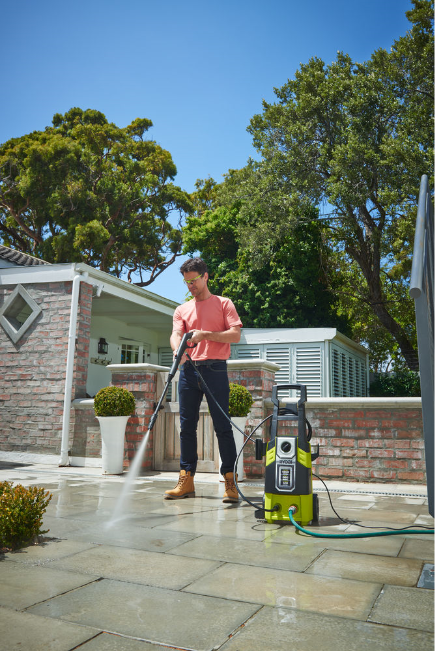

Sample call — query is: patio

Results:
[0,462,433,651]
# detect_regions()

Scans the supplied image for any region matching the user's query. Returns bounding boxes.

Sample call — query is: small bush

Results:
[94,386,136,417]
[0,481,52,550]
[370,370,421,397]
[229,383,253,417]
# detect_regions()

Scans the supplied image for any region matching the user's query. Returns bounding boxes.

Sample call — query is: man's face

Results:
[183,271,208,298]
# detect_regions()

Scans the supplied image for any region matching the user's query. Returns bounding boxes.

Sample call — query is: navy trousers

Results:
[178,360,237,475]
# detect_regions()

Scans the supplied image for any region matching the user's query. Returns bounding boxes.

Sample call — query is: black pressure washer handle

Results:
[271,384,307,408]
[168,331,196,379]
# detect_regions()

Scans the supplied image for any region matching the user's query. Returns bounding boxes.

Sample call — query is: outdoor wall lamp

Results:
[98,337,109,355]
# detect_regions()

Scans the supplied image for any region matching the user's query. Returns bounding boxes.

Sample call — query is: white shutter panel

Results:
[266,347,291,396]
[159,348,174,401]
[235,346,261,359]
[332,348,341,396]
[295,346,322,397]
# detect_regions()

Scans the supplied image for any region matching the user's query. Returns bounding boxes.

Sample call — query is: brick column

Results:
[227,360,279,479]
[108,363,168,471]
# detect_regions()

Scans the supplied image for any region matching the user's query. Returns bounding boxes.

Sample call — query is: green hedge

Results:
[369,370,421,397]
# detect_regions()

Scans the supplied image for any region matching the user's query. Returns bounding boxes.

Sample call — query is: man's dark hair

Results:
[180,257,208,276]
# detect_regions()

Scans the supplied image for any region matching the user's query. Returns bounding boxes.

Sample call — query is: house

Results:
[0,246,178,465]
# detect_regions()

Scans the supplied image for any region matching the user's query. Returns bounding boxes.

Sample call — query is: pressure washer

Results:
[253,384,319,526]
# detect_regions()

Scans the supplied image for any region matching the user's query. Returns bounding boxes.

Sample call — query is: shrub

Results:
[370,370,421,397]
[0,481,52,550]
[229,383,253,417]
[94,386,136,417]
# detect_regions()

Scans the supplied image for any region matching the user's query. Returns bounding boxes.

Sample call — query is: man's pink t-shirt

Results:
[173,295,242,361]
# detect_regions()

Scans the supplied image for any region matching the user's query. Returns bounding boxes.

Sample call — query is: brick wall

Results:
[308,401,425,483]
[270,398,425,484]
[0,280,92,455]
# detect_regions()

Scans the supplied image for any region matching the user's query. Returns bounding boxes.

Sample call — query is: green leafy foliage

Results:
[198,1,433,370]
[229,383,253,417]
[94,386,136,417]
[184,180,351,332]
[370,370,421,397]
[0,481,52,550]
[0,108,193,285]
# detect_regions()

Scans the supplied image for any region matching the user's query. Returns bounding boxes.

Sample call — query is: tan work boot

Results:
[223,472,238,503]
[164,470,195,500]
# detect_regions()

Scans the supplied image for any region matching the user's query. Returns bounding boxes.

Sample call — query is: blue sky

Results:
[2,0,413,303]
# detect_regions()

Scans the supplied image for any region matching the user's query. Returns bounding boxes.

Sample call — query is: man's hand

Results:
[190,326,241,345]
[190,329,206,344]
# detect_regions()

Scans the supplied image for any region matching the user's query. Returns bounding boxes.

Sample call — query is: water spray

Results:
[107,332,196,528]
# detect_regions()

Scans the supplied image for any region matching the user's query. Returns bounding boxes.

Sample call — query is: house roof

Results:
[0,245,50,267]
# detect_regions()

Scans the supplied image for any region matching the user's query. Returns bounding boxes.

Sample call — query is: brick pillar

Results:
[108,363,167,471]
[227,360,279,479]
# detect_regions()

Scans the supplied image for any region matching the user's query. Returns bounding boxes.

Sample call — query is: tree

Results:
[184,178,351,332]
[217,0,433,369]
[0,108,193,285]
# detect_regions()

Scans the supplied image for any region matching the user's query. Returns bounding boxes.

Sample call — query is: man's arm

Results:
[190,326,241,345]
[170,329,184,353]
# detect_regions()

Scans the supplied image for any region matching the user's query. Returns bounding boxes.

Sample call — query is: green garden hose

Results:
[288,506,434,538]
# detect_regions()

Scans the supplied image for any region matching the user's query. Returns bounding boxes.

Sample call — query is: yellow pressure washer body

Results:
[255,384,319,526]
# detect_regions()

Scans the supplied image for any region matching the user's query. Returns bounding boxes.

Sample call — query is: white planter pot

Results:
[97,416,130,474]
[219,416,247,480]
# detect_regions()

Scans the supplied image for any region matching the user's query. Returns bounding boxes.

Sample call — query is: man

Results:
[164,257,242,503]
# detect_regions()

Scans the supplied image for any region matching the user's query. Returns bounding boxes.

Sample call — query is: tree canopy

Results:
[184,177,351,333]
[186,0,433,370]
[0,108,193,285]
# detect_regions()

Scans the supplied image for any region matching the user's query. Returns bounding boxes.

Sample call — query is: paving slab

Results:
[369,584,435,632]
[47,543,222,589]
[78,632,170,650]
[219,605,435,651]
[153,513,280,541]
[4,539,96,565]
[183,562,382,619]
[0,560,98,609]
[26,578,260,651]
[0,606,99,651]
[399,537,434,562]
[306,549,424,587]
[167,534,325,571]
[45,516,199,552]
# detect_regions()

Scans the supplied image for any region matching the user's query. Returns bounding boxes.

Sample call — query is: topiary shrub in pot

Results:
[228,383,253,480]
[94,386,136,417]
[229,383,253,417]
[94,386,136,474]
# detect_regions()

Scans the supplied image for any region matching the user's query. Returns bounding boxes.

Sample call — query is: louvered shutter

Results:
[235,346,261,359]
[295,346,322,397]
[266,347,291,396]
[331,348,341,396]
[159,347,174,401]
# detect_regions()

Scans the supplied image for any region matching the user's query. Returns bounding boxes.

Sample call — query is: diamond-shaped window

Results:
[0,284,42,344]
